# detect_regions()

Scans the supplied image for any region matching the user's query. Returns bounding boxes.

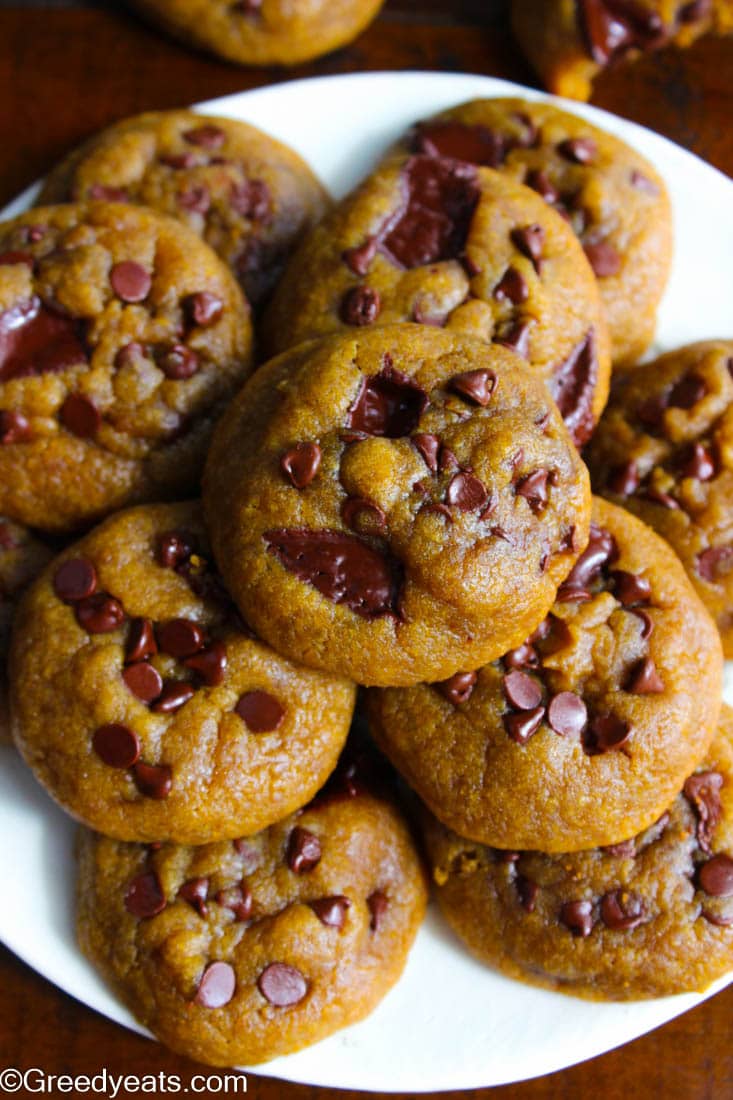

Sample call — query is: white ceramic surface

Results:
[1,71,732,1092]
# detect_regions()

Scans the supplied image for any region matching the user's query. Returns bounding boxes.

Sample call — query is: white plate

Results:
[2,71,733,1093]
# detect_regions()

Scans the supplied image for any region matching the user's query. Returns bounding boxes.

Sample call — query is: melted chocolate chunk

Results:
[548,328,598,447]
[265,528,403,620]
[347,364,428,437]
[683,771,723,854]
[0,298,87,381]
[412,120,506,166]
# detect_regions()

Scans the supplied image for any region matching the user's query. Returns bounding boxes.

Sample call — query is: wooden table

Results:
[1,2,732,1097]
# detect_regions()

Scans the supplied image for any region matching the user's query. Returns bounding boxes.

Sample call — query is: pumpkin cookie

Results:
[368,497,723,852]
[587,341,733,656]
[397,97,672,365]
[131,0,385,67]
[423,704,733,1000]
[39,111,329,307]
[0,203,253,532]
[76,767,427,1066]
[262,158,611,445]
[511,0,733,103]
[203,324,591,687]
[9,502,355,842]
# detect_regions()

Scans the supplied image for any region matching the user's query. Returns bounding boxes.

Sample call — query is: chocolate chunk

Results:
[449,368,496,406]
[504,705,545,745]
[516,876,539,913]
[558,137,598,163]
[367,889,389,931]
[610,569,651,606]
[257,963,308,1007]
[60,393,101,438]
[438,670,477,705]
[380,156,480,269]
[235,690,285,732]
[503,670,543,711]
[287,827,322,873]
[341,497,387,535]
[627,657,664,694]
[684,771,723,854]
[179,877,209,917]
[150,681,194,714]
[53,558,97,602]
[511,224,545,272]
[184,641,227,687]
[215,884,253,922]
[0,298,87,381]
[503,643,539,670]
[559,522,616,595]
[697,546,733,582]
[265,528,403,620]
[583,714,631,755]
[157,618,206,659]
[340,285,381,326]
[678,441,716,481]
[185,292,223,327]
[280,442,322,489]
[125,618,157,663]
[132,761,172,798]
[495,319,531,359]
[560,899,594,937]
[122,662,163,703]
[347,364,428,437]
[600,890,647,930]
[669,373,706,409]
[92,723,140,768]
[412,120,506,166]
[183,124,226,149]
[607,461,639,496]
[0,410,31,444]
[548,692,588,737]
[583,240,622,277]
[526,169,560,204]
[698,855,733,898]
[125,871,166,918]
[515,469,550,513]
[195,961,236,1008]
[493,267,528,305]
[445,471,488,511]
[630,169,660,194]
[310,895,351,929]
[109,261,151,303]
[412,432,440,472]
[155,343,199,380]
[548,328,598,447]
[343,237,377,277]
[156,530,194,569]
[577,0,666,66]
[75,592,125,634]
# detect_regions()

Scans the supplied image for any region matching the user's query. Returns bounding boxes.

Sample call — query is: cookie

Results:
[586,341,733,657]
[0,518,53,742]
[131,0,385,67]
[9,502,355,843]
[76,765,427,1066]
[262,157,611,446]
[368,497,723,852]
[398,97,672,366]
[423,704,733,1000]
[0,203,253,532]
[203,323,591,687]
[511,0,733,102]
[38,111,329,308]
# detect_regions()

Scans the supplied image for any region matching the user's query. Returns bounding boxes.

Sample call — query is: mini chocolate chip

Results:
[184,641,227,687]
[53,558,97,602]
[503,643,539,670]
[287,827,321,873]
[669,373,706,409]
[125,871,166,918]
[493,267,528,305]
[610,569,651,606]
[515,469,550,513]
[110,261,151,303]
[156,530,194,569]
[600,890,647,930]
[157,618,206,659]
[341,496,386,535]
[449,368,496,406]
[185,292,223,327]
[630,169,659,194]
[280,442,321,489]
[698,855,733,898]
[150,681,194,714]
[516,876,539,913]
[126,617,157,663]
[511,224,544,272]
[179,877,209,917]
[631,608,654,639]
[340,285,381,326]
[584,714,631,755]
[122,662,163,703]
[584,241,622,277]
[558,137,597,163]
[608,461,639,496]
[195,961,236,1008]
[60,393,101,438]
[697,546,733,582]
[412,432,440,472]
[235,690,285,732]
[183,124,226,149]
[257,963,307,1007]
[684,771,723,854]
[560,899,594,937]
[445,472,488,512]
[367,889,389,931]
[438,670,477,705]
[627,657,664,694]
[548,692,588,737]
[495,319,531,359]
[678,441,716,481]
[310,895,351,929]
[92,723,140,768]
[133,761,172,798]
[156,343,199,380]
[560,523,617,593]
[0,410,31,444]
[526,168,560,204]
[215,884,253,922]
[504,705,545,745]
[76,592,125,634]
[702,909,733,927]
[503,670,543,711]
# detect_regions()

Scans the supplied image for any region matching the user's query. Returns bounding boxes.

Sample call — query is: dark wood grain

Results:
[0,4,732,1098]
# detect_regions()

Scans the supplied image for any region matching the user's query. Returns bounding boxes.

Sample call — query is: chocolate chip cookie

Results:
[511,0,733,102]
[9,502,355,842]
[587,341,733,657]
[76,771,427,1066]
[262,158,611,446]
[203,323,591,687]
[423,704,733,1000]
[368,497,723,852]
[0,203,253,532]
[39,111,329,307]
[397,97,672,366]
[132,0,385,66]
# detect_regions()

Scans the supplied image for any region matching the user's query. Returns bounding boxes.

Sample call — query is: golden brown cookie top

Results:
[204,324,591,686]
[10,502,355,843]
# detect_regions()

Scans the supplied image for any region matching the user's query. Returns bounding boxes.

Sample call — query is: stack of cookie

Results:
[1,95,732,1067]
